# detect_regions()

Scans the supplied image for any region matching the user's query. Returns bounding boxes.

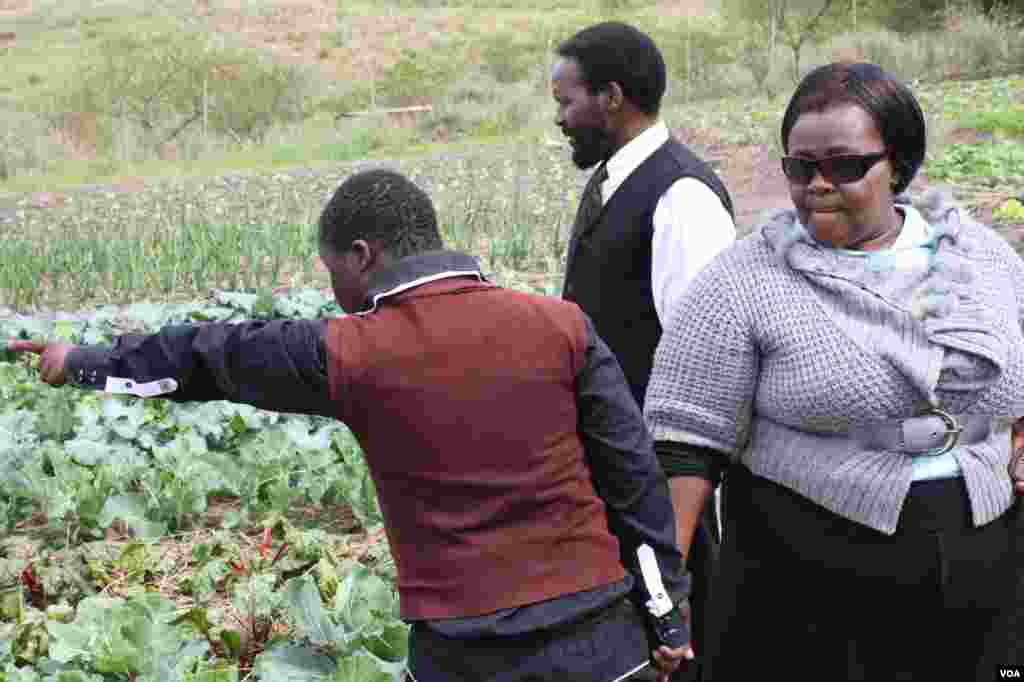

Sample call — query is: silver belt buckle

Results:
[913,406,961,456]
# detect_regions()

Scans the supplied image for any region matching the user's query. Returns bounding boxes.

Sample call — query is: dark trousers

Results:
[407,597,653,682]
[707,465,1020,682]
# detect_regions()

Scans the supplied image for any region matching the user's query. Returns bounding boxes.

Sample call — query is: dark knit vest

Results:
[323,278,626,621]
[563,139,734,406]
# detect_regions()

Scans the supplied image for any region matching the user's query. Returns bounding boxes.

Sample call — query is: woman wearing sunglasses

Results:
[643,61,1023,680]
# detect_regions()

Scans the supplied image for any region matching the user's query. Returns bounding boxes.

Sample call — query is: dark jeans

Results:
[407,597,653,682]
[707,465,1020,682]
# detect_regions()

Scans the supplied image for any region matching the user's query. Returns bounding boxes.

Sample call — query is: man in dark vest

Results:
[10,170,693,682]
[553,22,736,681]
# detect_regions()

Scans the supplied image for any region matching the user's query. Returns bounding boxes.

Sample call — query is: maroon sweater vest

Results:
[324,278,625,620]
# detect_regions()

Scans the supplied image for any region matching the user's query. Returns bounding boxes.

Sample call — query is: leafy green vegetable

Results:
[47,592,204,679]
[252,645,336,681]
[97,495,167,541]
[0,293,408,677]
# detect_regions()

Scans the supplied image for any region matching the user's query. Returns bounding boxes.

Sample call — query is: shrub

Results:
[53,30,312,152]
[856,31,908,78]
[733,23,774,95]
[477,32,538,84]
[418,71,536,139]
[870,0,947,34]
[0,111,58,179]
[655,18,737,91]
[957,108,1024,137]
[376,48,461,106]
[954,12,1008,75]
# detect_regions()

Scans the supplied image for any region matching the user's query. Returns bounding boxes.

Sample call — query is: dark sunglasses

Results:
[781,152,887,185]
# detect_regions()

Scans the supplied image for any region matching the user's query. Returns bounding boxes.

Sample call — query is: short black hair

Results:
[781,62,926,196]
[318,169,443,258]
[557,22,666,117]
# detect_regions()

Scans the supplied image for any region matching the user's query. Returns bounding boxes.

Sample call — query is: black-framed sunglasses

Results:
[781,152,887,185]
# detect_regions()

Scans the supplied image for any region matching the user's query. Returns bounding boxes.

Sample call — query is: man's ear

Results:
[605,82,624,113]
[349,239,376,273]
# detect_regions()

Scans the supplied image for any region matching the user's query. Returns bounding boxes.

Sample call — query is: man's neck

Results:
[609,116,658,157]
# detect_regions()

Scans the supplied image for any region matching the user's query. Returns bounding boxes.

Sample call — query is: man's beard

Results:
[568,125,613,170]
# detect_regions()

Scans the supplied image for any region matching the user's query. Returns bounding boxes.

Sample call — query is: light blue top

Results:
[835,208,962,482]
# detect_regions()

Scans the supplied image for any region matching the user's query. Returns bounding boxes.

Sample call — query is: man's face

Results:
[319,243,370,314]
[552,57,613,170]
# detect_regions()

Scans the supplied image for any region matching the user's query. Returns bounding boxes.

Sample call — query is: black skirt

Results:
[706,464,1021,682]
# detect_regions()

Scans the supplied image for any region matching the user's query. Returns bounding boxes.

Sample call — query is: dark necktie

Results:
[570,163,608,241]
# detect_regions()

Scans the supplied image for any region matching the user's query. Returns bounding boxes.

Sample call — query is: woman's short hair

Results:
[557,22,666,117]
[780,62,926,195]
[319,169,442,258]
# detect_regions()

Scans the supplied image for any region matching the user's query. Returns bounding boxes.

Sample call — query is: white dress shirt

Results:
[600,121,737,326]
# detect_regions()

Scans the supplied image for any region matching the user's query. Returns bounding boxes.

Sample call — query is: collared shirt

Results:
[601,121,736,326]
[64,250,685,638]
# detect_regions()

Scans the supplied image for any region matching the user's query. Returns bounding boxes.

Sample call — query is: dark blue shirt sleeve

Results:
[64,319,334,418]
[574,314,691,610]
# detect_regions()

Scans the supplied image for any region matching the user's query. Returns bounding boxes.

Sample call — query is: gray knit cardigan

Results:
[644,193,1024,534]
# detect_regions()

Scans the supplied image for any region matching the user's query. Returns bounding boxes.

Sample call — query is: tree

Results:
[723,0,850,82]
[776,0,845,81]
[980,0,1024,16]
[58,31,309,156]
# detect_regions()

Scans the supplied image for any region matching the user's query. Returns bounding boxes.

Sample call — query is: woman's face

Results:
[785,104,901,250]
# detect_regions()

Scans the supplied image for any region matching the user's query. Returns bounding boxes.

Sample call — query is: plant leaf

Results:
[97,495,166,540]
[333,650,404,682]
[252,645,335,681]
[282,576,336,645]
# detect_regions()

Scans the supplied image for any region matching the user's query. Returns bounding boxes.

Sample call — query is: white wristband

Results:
[104,377,179,398]
[638,544,674,617]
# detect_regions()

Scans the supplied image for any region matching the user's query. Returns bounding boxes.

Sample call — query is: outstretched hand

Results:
[6,339,73,386]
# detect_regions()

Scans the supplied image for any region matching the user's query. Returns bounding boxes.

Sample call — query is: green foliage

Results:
[957,108,1024,137]
[0,291,381,545]
[868,0,948,33]
[733,22,774,94]
[372,51,454,107]
[0,287,407,677]
[654,17,739,91]
[723,0,851,82]
[46,592,197,677]
[477,33,536,84]
[855,30,909,77]
[995,198,1024,222]
[257,570,407,681]
[0,557,408,679]
[952,11,1012,75]
[52,29,310,152]
[0,214,319,310]
[926,142,1024,186]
